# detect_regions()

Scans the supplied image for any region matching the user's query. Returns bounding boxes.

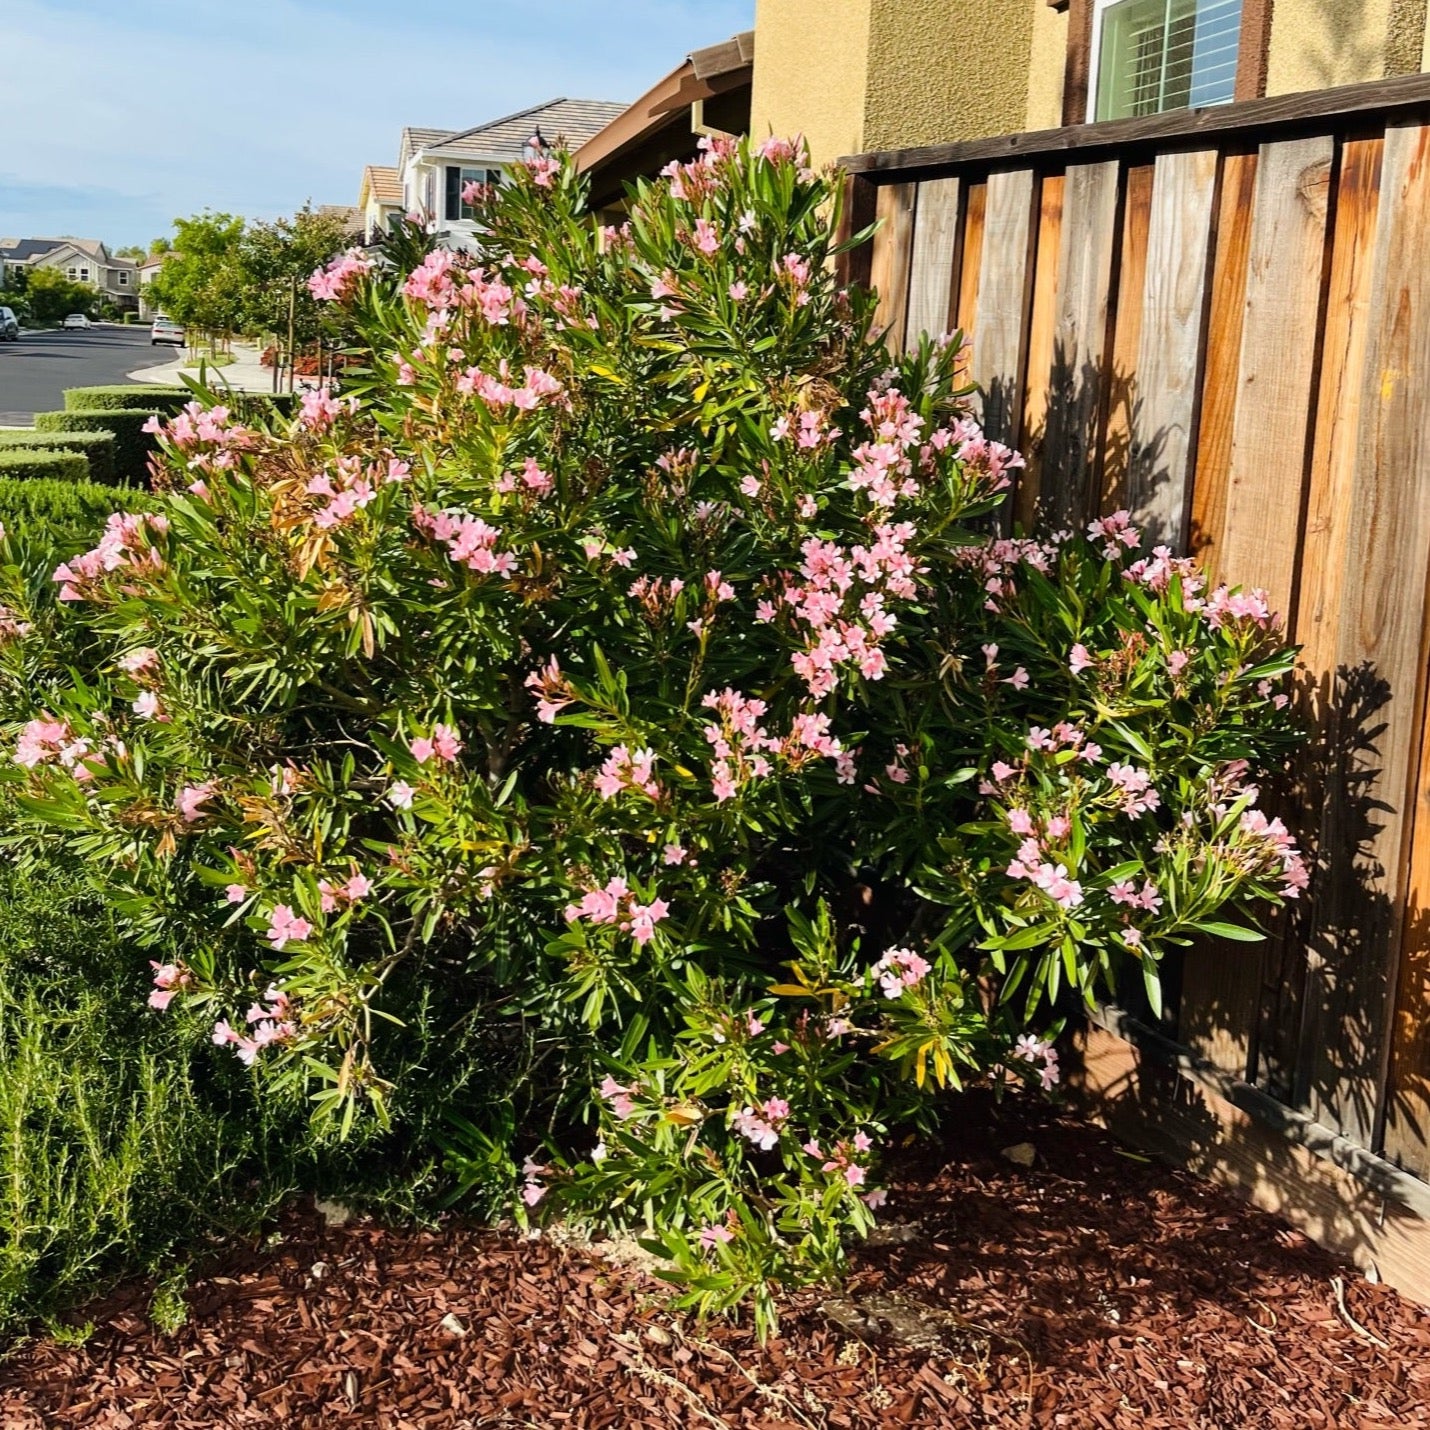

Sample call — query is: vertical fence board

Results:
[1016,171,1065,530]
[1303,121,1430,1148]
[904,177,963,349]
[1189,149,1259,572]
[1101,163,1155,514]
[971,168,1039,444]
[1218,135,1334,624]
[869,181,917,352]
[1125,148,1219,546]
[1040,160,1121,531]
[955,181,988,342]
[1256,136,1385,1101]
[1182,135,1334,1080]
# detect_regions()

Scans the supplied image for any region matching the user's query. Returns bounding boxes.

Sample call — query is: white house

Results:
[389,98,626,249]
[0,237,139,310]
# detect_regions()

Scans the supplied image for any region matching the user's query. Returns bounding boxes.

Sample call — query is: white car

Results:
[150,316,185,346]
[62,313,93,329]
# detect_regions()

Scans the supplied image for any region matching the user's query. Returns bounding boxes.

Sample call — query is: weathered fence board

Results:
[848,77,1430,1224]
[869,181,916,351]
[971,169,1039,444]
[904,177,962,348]
[1125,148,1219,549]
[1040,160,1120,529]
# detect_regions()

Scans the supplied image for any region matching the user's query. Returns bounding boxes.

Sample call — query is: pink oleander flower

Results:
[266,903,313,951]
[225,883,248,903]
[1004,667,1029,690]
[147,961,191,1011]
[698,1223,735,1249]
[662,843,687,865]
[387,780,415,810]
[131,690,164,721]
[873,946,931,998]
[176,781,216,823]
[1069,643,1093,675]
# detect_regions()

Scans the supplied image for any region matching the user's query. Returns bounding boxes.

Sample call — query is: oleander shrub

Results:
[0,449,88,483]
[35,409,158,484]
[1,139,1305,1334]
[0,429,117,484]
[63,385,191,414]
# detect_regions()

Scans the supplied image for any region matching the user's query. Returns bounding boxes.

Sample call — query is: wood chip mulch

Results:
[4,1097,1429,1428]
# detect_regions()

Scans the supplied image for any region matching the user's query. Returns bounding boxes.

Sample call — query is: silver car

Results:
[62,313,93,329]
[0,307,17,341]
[150,316,185,346]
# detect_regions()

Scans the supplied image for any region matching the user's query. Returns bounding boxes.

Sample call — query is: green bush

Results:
[0,477,152,545]
[0,449,88,483]
[35,410,158,484]
[0,430,117,485]
[63,386,191,415]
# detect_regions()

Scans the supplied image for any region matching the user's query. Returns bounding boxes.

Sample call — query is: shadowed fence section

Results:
[839,73,1430,1216]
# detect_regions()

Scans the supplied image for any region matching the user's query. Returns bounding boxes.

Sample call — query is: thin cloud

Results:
[0,0,752,245]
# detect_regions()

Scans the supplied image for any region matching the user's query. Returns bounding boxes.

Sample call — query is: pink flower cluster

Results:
[1241,809,1310,898]
[565,877,669,946]
[14,717,95,777]
[177,781,216,823]
[1006,825,1085,909]
[955,534,1057,613]
[1025,721,1103,763]
[848,387,924,508]
[1087,510,1142,560]
[804,1131,875,1189]
[143,401,254,487]
[1109,878,1163,912]
[213,986,296,1067]
[402,248,462,308]
[495,456,554,498]
[699,688,844,801]
[148,960,192,1011]
[413,505,518,577]
[733,1097,790,1151]
[319,869,373,912]
[308,248,373,301]
[772,527,919,697]
[455,360,562,413]
[595,745,660,801]
[0,604,31,645]
[1106,761,1161,817]
[525,656,576,723]
[599,1074,639,1120]
[872,946,931,998]
[266,903,313,950]
[410,723,462,764]
[1013,1034,1060,1090]
[298,389,359,431]
[52,511,168,603]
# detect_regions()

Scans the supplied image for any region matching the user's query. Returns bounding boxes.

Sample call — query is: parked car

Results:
[150,316,185,346]
[0,307,18,341]
[62,313,93,329]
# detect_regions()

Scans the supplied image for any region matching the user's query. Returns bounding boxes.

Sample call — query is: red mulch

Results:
[4,1097,1429,1428]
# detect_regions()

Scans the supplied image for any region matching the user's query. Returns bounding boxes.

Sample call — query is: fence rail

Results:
[840,71,1430,1186]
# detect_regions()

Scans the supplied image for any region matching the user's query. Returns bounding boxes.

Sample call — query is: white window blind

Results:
[1093,0,1242,122]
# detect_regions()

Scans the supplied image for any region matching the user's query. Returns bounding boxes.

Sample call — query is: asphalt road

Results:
[0,325,179,425]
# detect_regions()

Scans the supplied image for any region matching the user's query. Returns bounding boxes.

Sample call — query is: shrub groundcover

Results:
[0,430,117,485]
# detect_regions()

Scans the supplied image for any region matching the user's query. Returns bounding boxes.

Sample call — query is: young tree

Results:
[145,212,246,348]
[24,267,102,324]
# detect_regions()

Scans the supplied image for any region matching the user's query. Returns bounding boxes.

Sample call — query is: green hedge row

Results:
[0,430,116,485]
[0,476,153,547]
[35,410,158,484]
[63,385,191,414]
[0,449,90,483]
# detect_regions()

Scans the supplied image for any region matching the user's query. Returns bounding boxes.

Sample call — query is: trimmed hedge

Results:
[0,449,89,483]
[35,410,158,484]
[0,429,116,485]
[0,477,153,542]
[63,385,191,415]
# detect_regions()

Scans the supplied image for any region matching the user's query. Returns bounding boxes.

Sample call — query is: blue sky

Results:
[0,0,753,248]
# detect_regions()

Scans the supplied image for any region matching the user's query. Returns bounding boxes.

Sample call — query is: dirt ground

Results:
[3,1095,1428,1428]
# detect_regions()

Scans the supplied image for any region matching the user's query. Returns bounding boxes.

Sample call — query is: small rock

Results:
[440,1313,468,1337]
[309,1261,330,1281]
[644,1324,672,1346]
[1366,1263,1382,1284]
[1002,1142,1037,1168]
[315,1198,353,1227]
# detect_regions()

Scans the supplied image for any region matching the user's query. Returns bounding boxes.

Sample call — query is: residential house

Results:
[137,252,171,319]
[358,164,404,243]
[0,237,139,311]
[576,32,753,214]
[394,98,626,249]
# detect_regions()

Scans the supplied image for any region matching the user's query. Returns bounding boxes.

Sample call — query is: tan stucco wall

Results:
[1424,2,1430,69]
[861,0,1036,152]
[1265,0,1396,93]
[749,0,874,166]
[1025,0,1068,132]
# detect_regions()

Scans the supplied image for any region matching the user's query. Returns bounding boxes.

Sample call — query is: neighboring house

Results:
[137,252,172,319]
[0,236,139,311]
[358,164,405,242]
[576,31,754,214]
[744,0,1430,167]
[395,98,626,249]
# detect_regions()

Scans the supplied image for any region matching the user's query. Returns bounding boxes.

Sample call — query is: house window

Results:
[118,271,129,285]
[1091,0,1242,121]
[444,166,500,222]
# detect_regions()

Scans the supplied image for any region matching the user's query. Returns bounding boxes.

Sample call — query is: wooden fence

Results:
[839,73,1430,1221]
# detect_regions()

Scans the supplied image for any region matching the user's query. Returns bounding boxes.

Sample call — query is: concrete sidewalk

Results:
[126,340,279,396]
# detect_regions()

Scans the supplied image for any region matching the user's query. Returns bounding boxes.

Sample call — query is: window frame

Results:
[443,165,501,223]
[1086,0,1245,123]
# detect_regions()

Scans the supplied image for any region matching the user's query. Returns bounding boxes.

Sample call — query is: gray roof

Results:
[0,236,114,264]
[419,98,626,162]
[399,126,457,168]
